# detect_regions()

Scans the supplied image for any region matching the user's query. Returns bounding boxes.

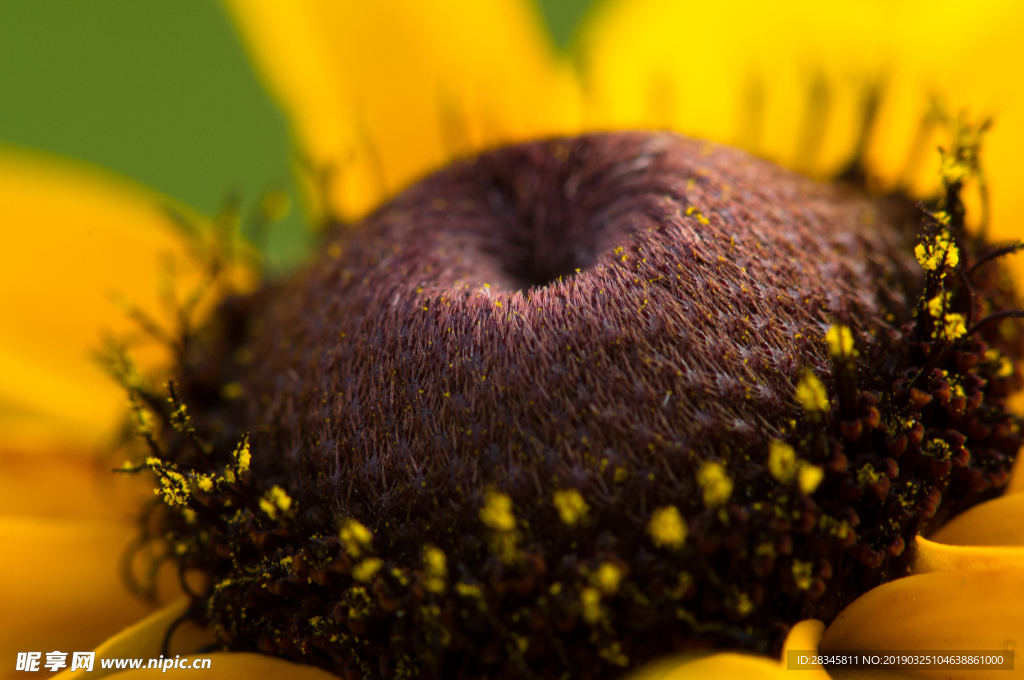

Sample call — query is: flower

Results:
[2,1,1023,679]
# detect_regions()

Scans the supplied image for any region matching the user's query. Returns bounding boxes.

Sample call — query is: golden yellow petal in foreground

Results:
[914,536,1024,573]
[822,569,1024,679]
[626,620,830,679]
[780,620,830,680]
[0,517,177,676]
[625,653,797,680]
[49,599,212,680]
[225,0,582,222]
[930,492,1024,547]
[0,147,209,455]
[576,0,1024,255]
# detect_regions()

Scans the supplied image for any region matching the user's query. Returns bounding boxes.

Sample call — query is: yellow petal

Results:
[822,569,1024,679]
[626,652,800,680]
[0,516,177,668]
[1008,453,1024,495]
[914,536,1024,573]
[576,1,1024,234]
[626,620,829,680]
[103,653,339,679]
[930,493,1024,547]
[0,147,207,454]
[0,449,151,521]
[51,598,213,680]
[780,620,831,679]
[225,0,582,222]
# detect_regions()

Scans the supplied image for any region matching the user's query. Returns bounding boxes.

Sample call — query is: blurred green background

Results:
[0,0,594,272]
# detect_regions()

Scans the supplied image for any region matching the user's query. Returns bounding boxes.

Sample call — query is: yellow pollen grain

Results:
[422,545,447,594]
[825,324,855,358]
[647,505,687,549]
[479,490,516,531]
[220,382,244,400]
[927,292,951,319]
[697,462,733,508]
[857,463,884,485]
[767,440,797,483]
[352,558,383,582]
[455,582,482,598]
[734,592,754,617]
[196,475,214,493]
[798,463,824,494]
[552,489,589,526]
[233,438,251,473]
[592,562,623,595]
[792,560,814,590]
[795,371,829,412]
[941,314,967,342]
[914,230,959,271]
[580,587,603,624]
[339,518,374,558]
[259,486,292,520]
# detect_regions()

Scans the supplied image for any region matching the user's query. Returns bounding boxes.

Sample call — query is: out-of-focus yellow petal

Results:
[0,450,150,521]
[915,536,1024,573]
[780,620,830,679]
[50,599,213,680]
[0,147,207,455]
[1008,455,1024,495]
[626,620,829,680]
[0,517,177,672]
[822,569,1024,679]
[576,1,1024,248]
[931,493,1024,547]
[625,652,801,680]
[104,653,339,679]
[225,0,582,223]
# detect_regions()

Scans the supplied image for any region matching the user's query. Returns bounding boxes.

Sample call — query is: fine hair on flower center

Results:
[475,140,642,290]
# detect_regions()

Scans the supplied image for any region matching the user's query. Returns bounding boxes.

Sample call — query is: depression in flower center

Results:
[138,131,1020,679]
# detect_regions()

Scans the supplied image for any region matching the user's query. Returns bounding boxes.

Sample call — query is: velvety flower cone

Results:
[163,131,1018,679]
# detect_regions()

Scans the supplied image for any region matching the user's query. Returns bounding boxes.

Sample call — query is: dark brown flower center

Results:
[142,131,1021,680]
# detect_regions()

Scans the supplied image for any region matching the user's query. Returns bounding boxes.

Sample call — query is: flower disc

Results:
[162,132,1021,679]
